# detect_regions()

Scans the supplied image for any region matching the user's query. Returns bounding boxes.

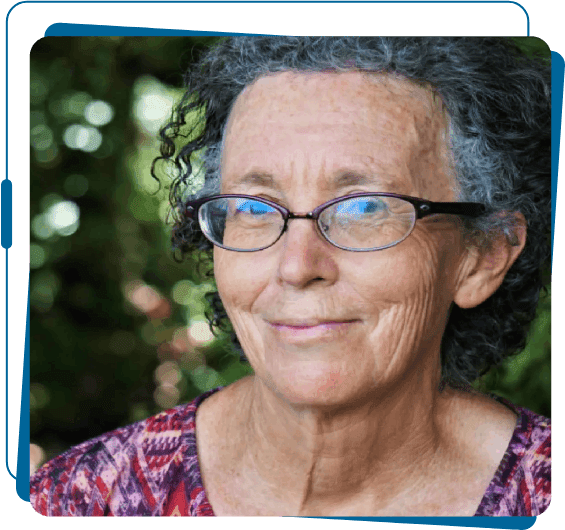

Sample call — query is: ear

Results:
[454,213,527,309]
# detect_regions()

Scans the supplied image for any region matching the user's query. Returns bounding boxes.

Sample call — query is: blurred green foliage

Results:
[29,37,550,468]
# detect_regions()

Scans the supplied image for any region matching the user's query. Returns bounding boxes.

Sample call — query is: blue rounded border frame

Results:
[0,0,565,529]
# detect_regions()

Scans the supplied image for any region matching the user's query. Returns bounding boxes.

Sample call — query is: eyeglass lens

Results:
[199,196,416,251]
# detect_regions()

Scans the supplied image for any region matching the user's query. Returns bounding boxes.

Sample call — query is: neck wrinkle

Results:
[239,370,448,512]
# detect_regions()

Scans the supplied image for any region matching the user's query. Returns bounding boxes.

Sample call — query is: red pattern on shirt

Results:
[30,389,550,516]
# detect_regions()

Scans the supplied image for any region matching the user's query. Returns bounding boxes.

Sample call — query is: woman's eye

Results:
[358,200,384,214]
[236,200,273,215]
[336,199,387,216]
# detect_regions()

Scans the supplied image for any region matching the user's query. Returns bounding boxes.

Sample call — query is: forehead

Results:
[222,71,455,200]
[230,70,441,119]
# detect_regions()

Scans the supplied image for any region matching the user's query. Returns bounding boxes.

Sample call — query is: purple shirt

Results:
[30,388,550,516]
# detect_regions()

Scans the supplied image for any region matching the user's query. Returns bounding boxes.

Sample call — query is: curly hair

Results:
[152,37,551,386]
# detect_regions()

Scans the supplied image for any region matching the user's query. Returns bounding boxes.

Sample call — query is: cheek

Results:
[214,248,271,315]
[354,235,454,347]
[353,240,440,304]
[354,240,454,383]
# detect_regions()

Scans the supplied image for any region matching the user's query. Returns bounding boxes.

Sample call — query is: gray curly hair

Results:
[153,37,551,386]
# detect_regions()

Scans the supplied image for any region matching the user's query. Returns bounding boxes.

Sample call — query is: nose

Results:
[276,217,339,289]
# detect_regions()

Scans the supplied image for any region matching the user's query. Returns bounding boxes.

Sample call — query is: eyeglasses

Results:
[185,193,486,252]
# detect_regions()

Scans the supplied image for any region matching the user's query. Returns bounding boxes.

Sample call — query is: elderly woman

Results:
[31,37,551,517]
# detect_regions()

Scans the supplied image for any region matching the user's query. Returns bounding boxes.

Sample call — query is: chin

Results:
[260,362,372,409]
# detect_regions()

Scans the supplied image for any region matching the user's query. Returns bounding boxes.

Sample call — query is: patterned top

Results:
[30,388,551,516]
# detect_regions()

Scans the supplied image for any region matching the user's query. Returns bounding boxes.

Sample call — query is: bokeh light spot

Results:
[30,444,46,475]
[30,74,49,105]
[188,321,214,346]
[34,144,59,165]
[31,214,55,240]
[30,271,61,311]
[46,200,80,236]
[30,243,47,269]
[154,383,180,410]
[30,124,54,151]
[129,282,162,313]
[155,361,182,386]
[84,100,114,126]
[65,92,92,117]
[191,366,221,392]
[133,76,180,135]
[63,124,102,152]
[171,280,194,306]
[30,383,50,409]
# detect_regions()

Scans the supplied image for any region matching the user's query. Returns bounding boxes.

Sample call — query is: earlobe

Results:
[454,214,527,309]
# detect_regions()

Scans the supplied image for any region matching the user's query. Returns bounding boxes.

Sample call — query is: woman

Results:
[30,37,551,516]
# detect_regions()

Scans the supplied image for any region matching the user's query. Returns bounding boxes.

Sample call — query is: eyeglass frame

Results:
[184,192,487,252]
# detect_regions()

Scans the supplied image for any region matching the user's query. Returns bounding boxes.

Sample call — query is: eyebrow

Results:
[230,170,391,192]
[230,172,280,190]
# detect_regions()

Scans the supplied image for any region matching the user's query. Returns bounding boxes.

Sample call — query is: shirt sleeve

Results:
[29,398,207,516]
[519,414,551,515]
[30,440,119,516]
[493,409,551,516]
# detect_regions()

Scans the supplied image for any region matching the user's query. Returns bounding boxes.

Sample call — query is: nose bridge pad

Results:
[282,213,327,249]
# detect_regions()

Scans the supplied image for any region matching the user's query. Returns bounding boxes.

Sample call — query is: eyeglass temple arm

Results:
[417,201,487,219]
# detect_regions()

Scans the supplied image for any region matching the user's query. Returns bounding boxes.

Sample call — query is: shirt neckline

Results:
[188,388,529,517]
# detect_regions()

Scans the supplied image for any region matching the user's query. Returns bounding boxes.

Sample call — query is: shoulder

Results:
[506,404,551,510]
[30,391,218,516]
[478,400,551,516]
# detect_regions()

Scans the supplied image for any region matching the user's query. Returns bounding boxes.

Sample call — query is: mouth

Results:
[266,319,360,342]
[270,319,358,328]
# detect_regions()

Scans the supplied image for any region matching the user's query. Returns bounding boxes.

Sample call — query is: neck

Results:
[237,368,453,513]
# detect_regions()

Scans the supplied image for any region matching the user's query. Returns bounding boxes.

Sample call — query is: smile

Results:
[267,319,360,342]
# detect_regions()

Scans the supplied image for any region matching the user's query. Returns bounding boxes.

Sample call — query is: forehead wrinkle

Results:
[407,98,457,200]
[223,71,457,202]
[365,75,456,200]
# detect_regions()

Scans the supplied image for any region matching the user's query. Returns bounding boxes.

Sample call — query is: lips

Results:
[266,318,360,343]
[270,319,357,328]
